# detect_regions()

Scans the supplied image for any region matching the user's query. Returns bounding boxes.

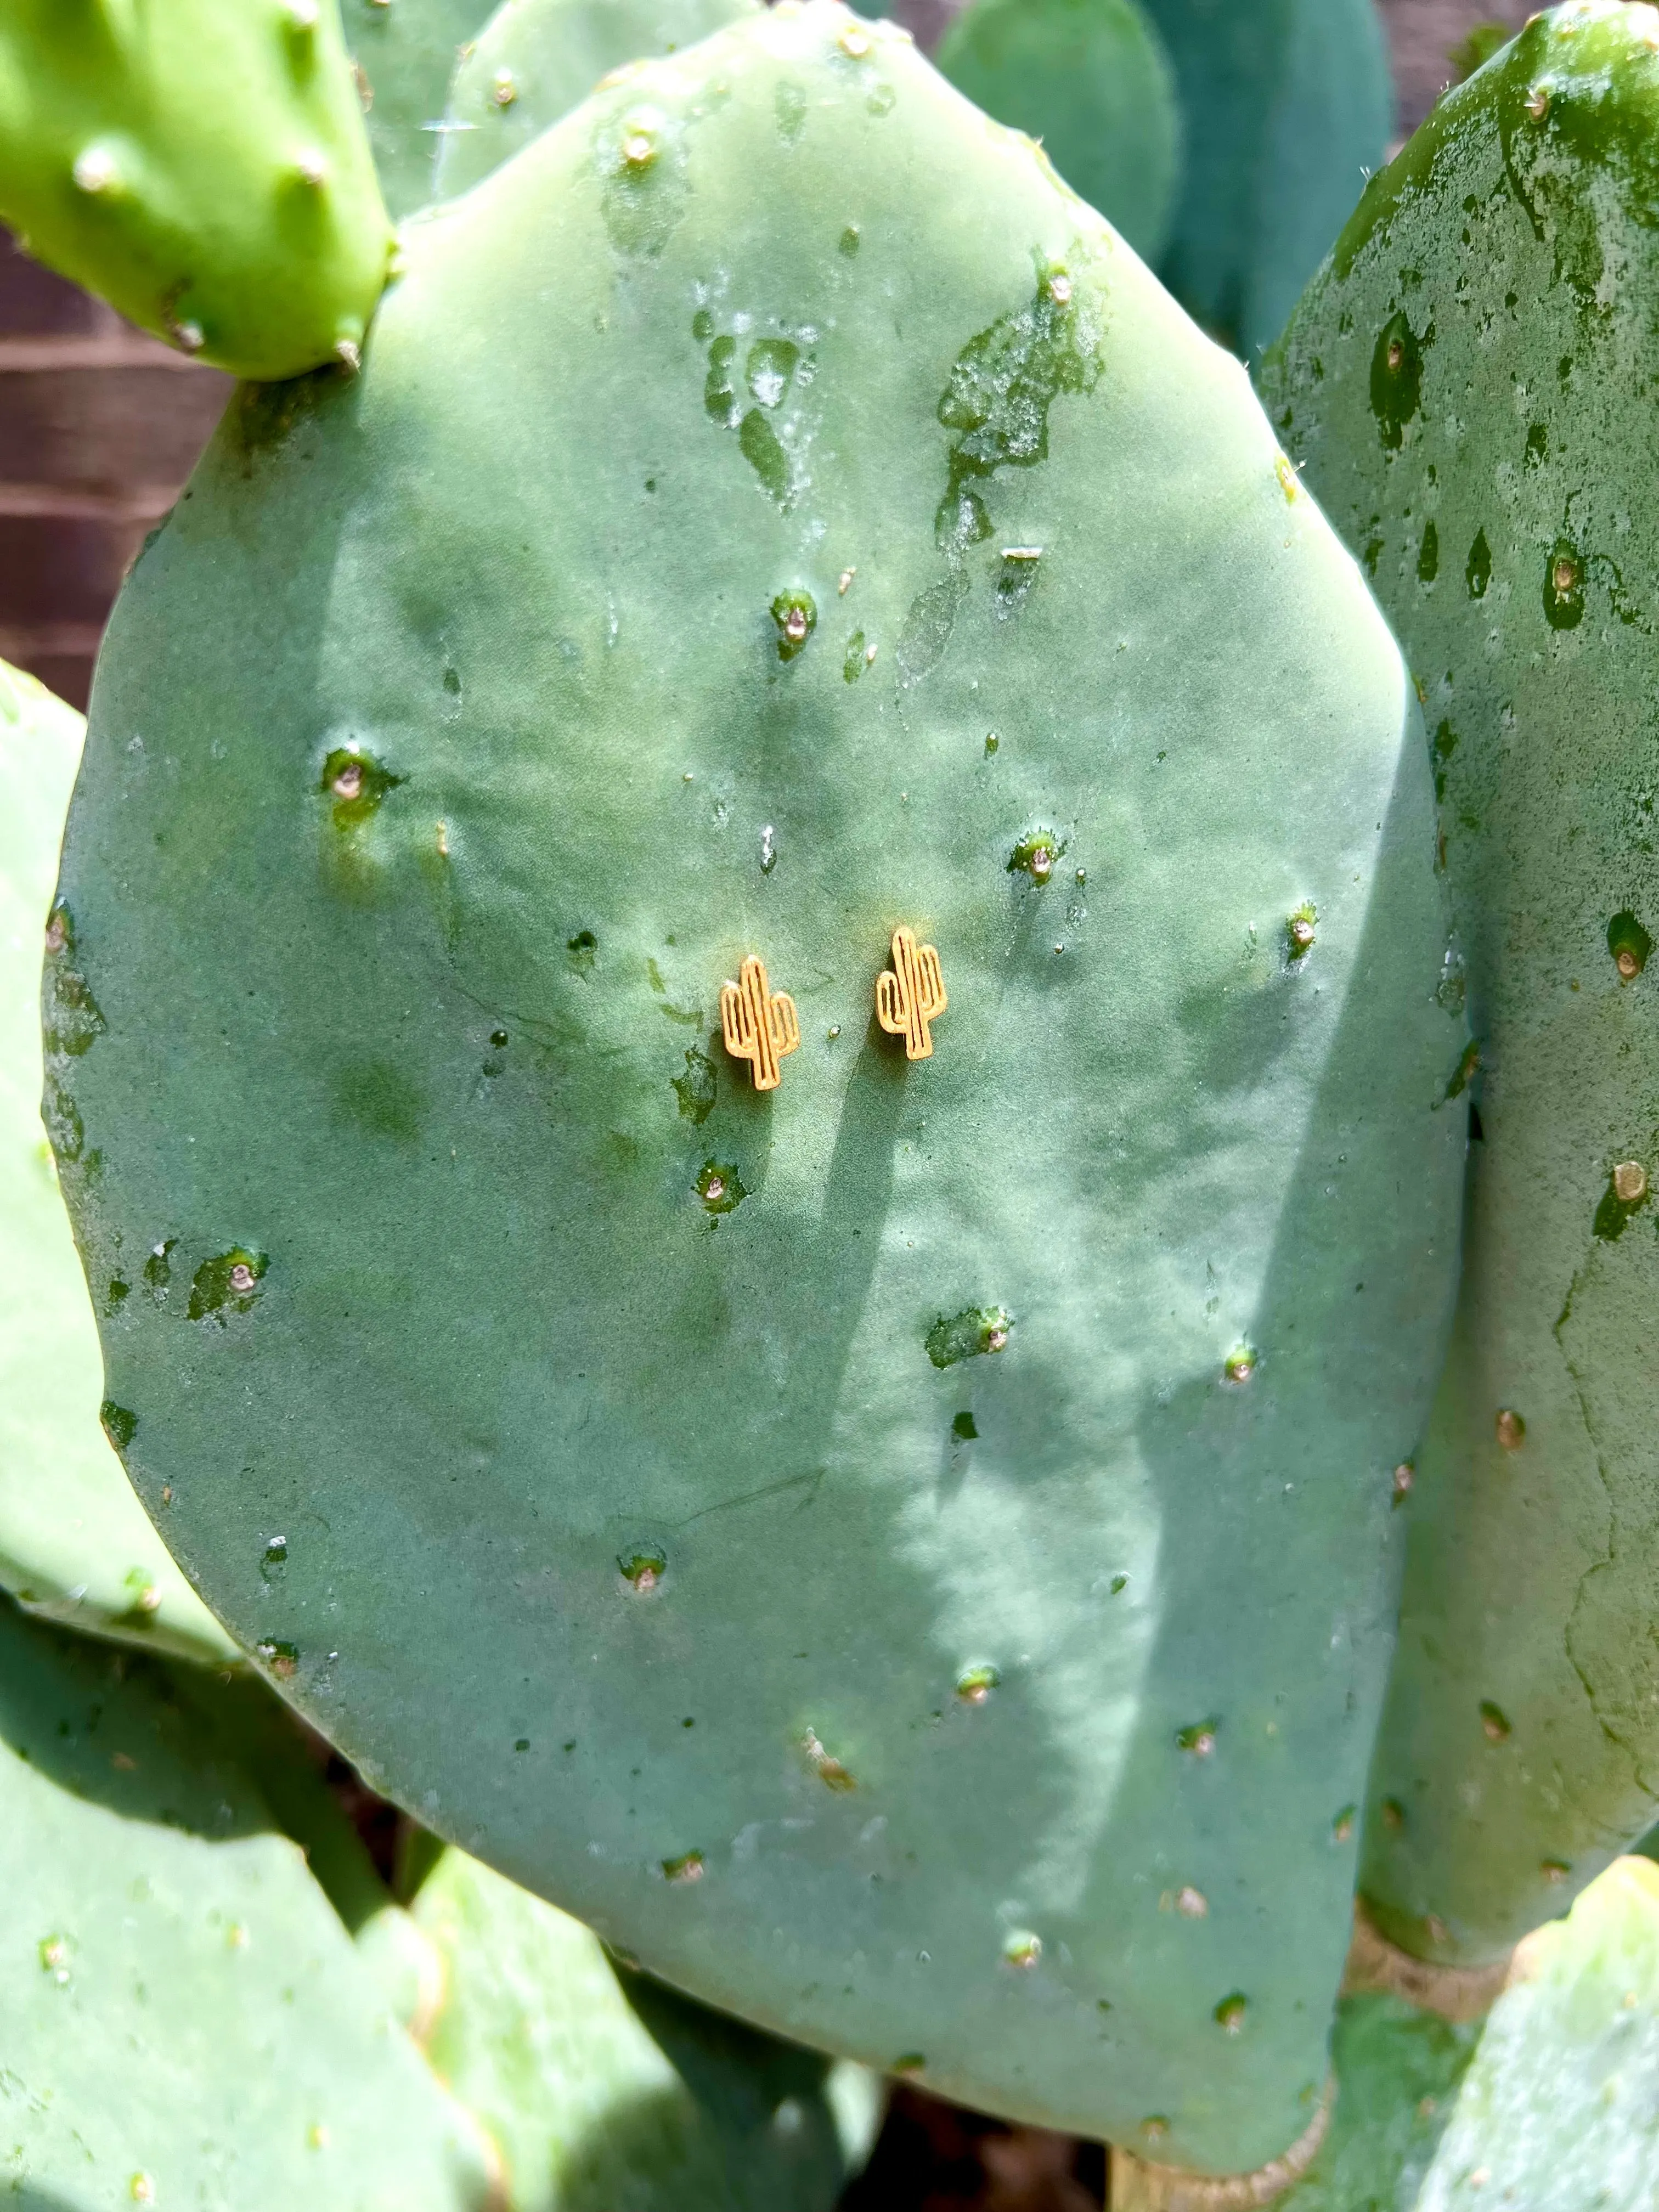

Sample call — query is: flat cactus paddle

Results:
[57,2,1462,2171]
[0,1594,490,2209]
[0,0,391,380]
[935,0,1182,264]
[435,0,760,202]
[1139,0,1391,364]
[343,0,502,217]
[409,1845,882,2207]
[1263,0,1659,1973]
[0,659,234,1668]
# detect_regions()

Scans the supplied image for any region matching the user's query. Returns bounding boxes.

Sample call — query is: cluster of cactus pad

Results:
[10,0,1659,2202]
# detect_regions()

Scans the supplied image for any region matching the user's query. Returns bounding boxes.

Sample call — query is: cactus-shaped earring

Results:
[719,955,799,1092]
[876,928,947,1060]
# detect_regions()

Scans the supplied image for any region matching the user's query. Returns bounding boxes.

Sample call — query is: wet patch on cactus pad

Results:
[672,1046,718,1125]
[926,1306,1010,1368]
[1543,542,1585,629]
[696,1160,746,1216]
[1369,312,1424,449]
[99,1402,138,1450]
[42,903,106,1057]
[187,1248,268,1321]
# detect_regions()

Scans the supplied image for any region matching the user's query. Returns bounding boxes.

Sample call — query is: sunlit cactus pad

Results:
[59,0,1462,2171]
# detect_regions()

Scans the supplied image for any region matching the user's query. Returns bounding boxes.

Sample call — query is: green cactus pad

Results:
[343,0,501,217]
[410,1845,880,2206]
[0,661,234,1668]
[0,1595,490,2209]
[58,2,1462,2170]
[436,0,760,203]
[1263,0,1659,1968]
[1139,0,1391,362]
[0,0,391,380]
[935,0,1181,264]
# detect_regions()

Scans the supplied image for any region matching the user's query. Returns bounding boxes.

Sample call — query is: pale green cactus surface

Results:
[1263,0,1659,1971]
[0,1594,493,2210]
[1140,0,1391,362]
[437,0,760,202]
[0,658,234,1668]
[343,0,501,216]
[57,2,1463,2172]
[935,0,1182,264]
[0,0,391,379]
[410,1845,880,2208]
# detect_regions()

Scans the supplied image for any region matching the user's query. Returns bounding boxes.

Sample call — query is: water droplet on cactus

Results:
[662,1849,705,1883]
[1223,1346,1257,1386]
[771,590,816,659]
[1176,1884,1208,1917]
[1609,910,1651,979]
[1008,831,1064,883]
[618,1548,666,1593]
[1286,904,1318,961]
[926,1307,1011,1368]
[257,1639,299,1678]
[697,1160,746,1217]
[1177,1718,1219,1756]
[1495,1408,1526,1451]
[956,1664,999,1705]
[1480,1700,1512,1742]
[803,1729,856,1790]
[1214,1992,1248,2034]
[1002,1929,1041,1968]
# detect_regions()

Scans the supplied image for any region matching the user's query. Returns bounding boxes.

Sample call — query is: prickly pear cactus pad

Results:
[0,1596,490,2209]
[1263,0,1659,1971]
[935,0,1181,264]
[343,0,501,216]
[1139,0,1391,362]
[410,1845,879,2208]
[60,1,1463,2171]
[0,0,391,380]
[436,0,760,202]
[0,660,234,1668]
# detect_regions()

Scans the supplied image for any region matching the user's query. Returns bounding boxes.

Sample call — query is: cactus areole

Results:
[58,4,1463,2172]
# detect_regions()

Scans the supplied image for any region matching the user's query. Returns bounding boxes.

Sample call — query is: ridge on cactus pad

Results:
[1263,0,1659,1971]
[342,0,504,216]
[0,659,234,1668]
[0,0,391,379]
[57,0,1464,2172]
[935,0,1182,264]
[0,1594,492,2209]
[436,0,760,204]
[1139,0,1391,363]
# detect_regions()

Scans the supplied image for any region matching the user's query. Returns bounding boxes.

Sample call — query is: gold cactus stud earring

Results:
[720,953,800,1091]
[876,927,947,1060]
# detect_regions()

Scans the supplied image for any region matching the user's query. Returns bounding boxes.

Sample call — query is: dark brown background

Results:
[3,5,1527,2205]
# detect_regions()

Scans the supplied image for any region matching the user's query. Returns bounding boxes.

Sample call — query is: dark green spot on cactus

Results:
[1110,1575,1128,1594]
[1609,911,1651,980]
[1466,528,1492,599]
[619,1548,667,1593]
[1544,542,1584,629]
[100,1402,137,1451]
[697,1160,746,1216]
[143,1240,175,1295]
[1525,421,1548,469]
[1593,1160,1648,1240]
[672,1047,718,1125]
[42,904,106,1058]
[746,338,798,408]
[43,1074,83,1166]
[515,1738,530,1753]
[1431,719,1457,802]
[105,1278,129,1314]
[320,746,403,827]
[257,1640,299,1679]
[843,629,867,682]
[934,258,1101,550]
[704,335,740,427]
[662,1849,704,1883]
[926,1306,1010,1368]
[770,590,816,661]
[1479,1700,1512,1743]
[984,732,999,757]
[1442,1040,1480,1103]
[1332,1805,1357,1843]
[331,1058,425,1143]
[1008,831,1064,884]
[775,79,807,143]
[691,309,713,341]
[568,929,597,971]
[951,1410,978,1441]
[1223,1345,1257,1385]
[1417,520,1439,584]
[187,1248,267,1321]
[839,224,861,256]
[1369,312,1424,449]
[1214,1993,1248,2034]
[1177,1718,1219,1756]
[995,548,1041,617]
[741,410,791,503]
[1286,904,1318,962]
[261,1537,288,1582]
[956,1664,998,1704]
